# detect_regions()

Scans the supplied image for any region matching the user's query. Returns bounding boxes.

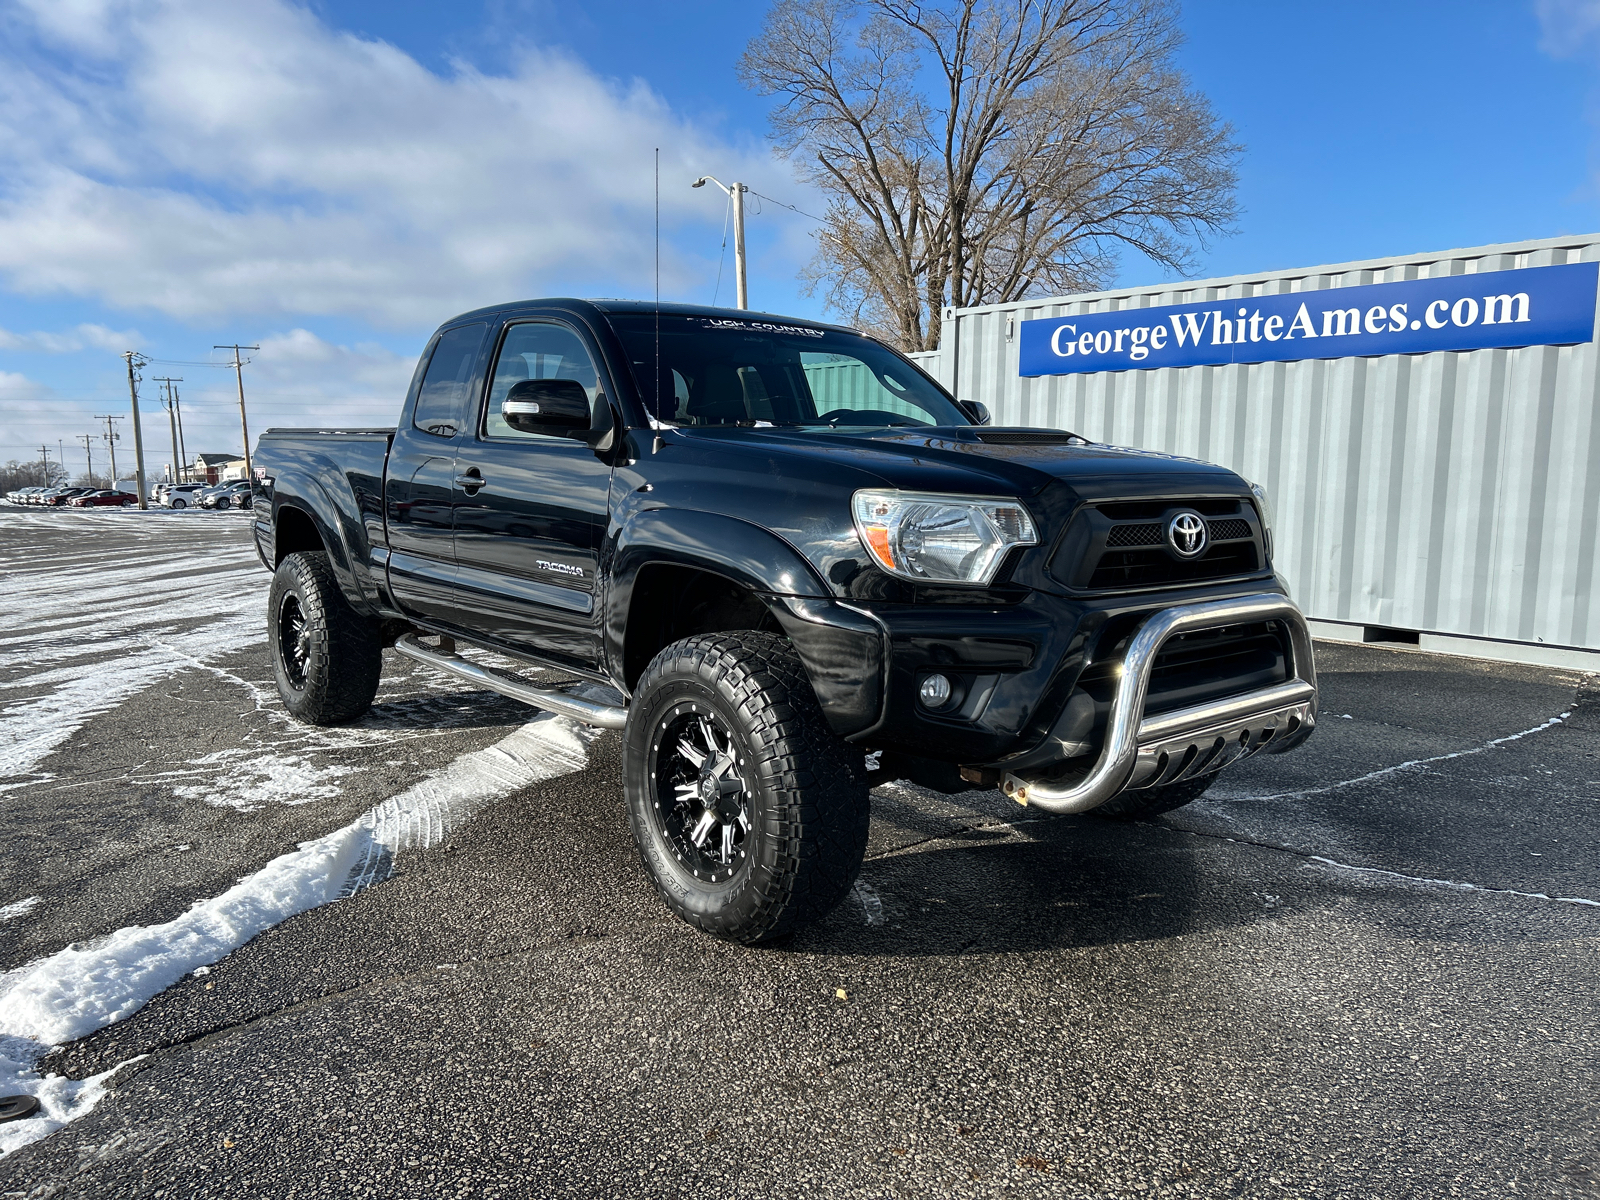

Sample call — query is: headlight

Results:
[851,489,1037,585]
[1249,481,1275,562]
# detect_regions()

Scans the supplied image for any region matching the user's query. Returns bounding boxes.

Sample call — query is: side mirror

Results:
[502,379,593,438]
[959,399,992,425]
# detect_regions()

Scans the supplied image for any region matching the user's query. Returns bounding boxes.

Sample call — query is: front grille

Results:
[1050,495,1268,592]
[1106,522,1163,548]
[1104,516,1253,550]
[1145,621,1290,715]
[1208,518,1252,541]
[1087,542,1259,590]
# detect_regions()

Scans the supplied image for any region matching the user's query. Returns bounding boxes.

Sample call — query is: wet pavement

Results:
[0,509,1595,1198]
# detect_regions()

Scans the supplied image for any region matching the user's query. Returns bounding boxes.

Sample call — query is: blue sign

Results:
[1018,262,1599,376]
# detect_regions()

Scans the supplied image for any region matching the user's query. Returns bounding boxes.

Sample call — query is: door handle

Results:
[454,472,485,491]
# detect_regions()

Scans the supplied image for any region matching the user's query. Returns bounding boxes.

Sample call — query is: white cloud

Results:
[0,323,140,352]
[0,0,797,327]
[143,330,417,456]
[1536,0,1600,56]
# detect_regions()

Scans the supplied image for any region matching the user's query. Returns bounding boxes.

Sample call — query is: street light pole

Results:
[121,351,150,509]
[215,344,260,485]
[691,175,749,310]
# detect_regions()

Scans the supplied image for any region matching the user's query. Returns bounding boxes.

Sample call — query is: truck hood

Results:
[690,424,1249,501]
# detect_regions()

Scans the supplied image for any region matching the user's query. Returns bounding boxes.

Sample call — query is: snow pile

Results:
[0,710,591,1047]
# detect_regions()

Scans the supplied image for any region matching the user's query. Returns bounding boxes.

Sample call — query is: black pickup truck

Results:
[253,299,1317,941]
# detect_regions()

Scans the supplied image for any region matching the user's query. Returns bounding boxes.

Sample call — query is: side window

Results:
[412,323,486,437]
[484,321,603,440]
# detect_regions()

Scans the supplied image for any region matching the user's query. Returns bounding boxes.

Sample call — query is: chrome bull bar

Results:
[1000,592,1317,813]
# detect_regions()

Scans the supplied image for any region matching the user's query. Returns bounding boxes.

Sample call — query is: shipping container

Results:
[910,234,1600,669]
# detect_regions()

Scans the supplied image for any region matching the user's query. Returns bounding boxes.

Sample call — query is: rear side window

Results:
[412,323,486,437]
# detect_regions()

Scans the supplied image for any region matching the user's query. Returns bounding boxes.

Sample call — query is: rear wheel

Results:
[171,499,186,509]
[624,631,869,943]
[215,495,231,510]
[269,551,382,724]
[1094,772,1219,821]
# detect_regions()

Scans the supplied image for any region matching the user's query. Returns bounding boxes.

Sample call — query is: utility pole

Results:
[37,444,51,487]
[78,434,94,484]
[215,344,260,485]
[155,377,182,492]
[691,175,748,309]
[121,351,150,509]
[93,415,121,484]
[174,386,188,482]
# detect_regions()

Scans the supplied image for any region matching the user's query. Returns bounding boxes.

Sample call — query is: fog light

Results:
[919,673,952,708]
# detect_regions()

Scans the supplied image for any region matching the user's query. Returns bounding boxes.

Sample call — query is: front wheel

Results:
[215,495,231,510]
[171,499,186,509]
[269,551,382,724]
[624,631,870,943]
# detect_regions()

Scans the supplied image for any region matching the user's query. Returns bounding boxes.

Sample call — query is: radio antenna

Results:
[654,147,661,419]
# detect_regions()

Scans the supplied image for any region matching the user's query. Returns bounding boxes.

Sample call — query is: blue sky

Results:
[1,0,1598,470]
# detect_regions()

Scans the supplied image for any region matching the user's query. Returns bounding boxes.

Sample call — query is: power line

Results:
[746,189,826,222]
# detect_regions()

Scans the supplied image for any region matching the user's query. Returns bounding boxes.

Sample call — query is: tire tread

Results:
[626,631,869,943]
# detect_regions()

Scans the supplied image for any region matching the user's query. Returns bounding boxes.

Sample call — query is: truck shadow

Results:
[792,815,1275,957]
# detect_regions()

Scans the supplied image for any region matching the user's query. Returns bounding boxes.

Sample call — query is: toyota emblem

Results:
[1167,511,1208,558]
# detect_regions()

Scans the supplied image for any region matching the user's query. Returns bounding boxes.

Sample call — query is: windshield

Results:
[609,314,966,428]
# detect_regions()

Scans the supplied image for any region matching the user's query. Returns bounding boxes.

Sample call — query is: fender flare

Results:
[270,477,374,612]
[607,510,887,737]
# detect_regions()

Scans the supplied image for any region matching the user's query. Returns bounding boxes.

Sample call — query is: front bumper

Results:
[998,592,1316,812]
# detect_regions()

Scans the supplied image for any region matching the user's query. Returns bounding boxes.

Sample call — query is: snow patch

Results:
[1306,855,1600,908]
[0,896,40,923]
[852,880,885,927]
[1223,711,1574,802]
[0,709,593,1047]
[169,751,357,812]
[0,1036,139,1157]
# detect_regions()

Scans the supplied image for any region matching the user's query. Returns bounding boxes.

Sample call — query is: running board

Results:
[392,634,628,730]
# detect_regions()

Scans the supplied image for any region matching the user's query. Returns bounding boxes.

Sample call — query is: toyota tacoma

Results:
[253,300,1317,941]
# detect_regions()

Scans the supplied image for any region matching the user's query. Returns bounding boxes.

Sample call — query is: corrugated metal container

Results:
[911,234,1600,658]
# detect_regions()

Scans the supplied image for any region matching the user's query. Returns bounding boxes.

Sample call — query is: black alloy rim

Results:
[278,594,311,688]
[648,702,753,883]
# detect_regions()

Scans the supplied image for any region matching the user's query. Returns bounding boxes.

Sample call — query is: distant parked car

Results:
[42,488,92,507]
[202,482,254,510]
[165,483,207,509]
[9,487,47,504]
[69,490,135,508]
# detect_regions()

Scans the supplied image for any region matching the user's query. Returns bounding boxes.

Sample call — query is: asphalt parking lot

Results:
[0,509,1595,1199]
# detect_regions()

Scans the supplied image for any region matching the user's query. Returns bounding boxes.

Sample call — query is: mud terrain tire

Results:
[269,551,382,724]
[624,631,870,943]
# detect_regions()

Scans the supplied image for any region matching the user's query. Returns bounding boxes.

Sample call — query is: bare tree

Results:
[740,0,1240,350]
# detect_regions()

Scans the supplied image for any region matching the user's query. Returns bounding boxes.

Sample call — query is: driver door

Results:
[450,319,614,669]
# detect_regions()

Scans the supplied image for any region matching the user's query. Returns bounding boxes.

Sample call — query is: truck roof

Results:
[433,297,859,337]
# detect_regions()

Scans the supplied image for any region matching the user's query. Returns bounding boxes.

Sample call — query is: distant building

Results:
[191,453,239,484]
